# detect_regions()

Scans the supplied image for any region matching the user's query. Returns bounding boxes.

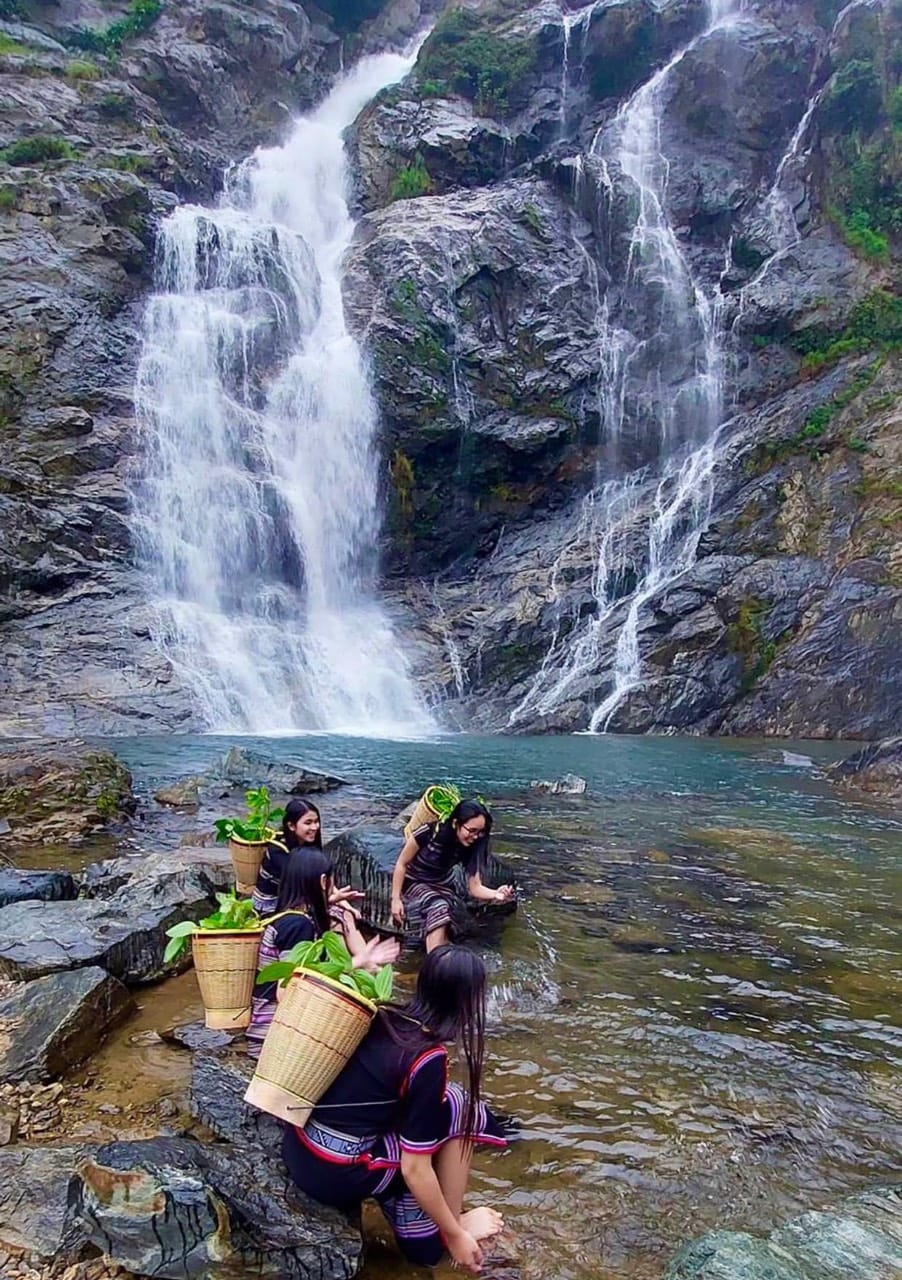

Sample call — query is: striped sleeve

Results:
[398,1047,448,1153]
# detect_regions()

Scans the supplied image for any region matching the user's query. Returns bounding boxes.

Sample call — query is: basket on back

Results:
[244,968,376,1125]
[402,784,462,838]
[229,835,268,897]
[192,928,264,1030]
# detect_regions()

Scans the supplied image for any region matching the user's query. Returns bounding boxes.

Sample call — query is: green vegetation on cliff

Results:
[67,0,162,55]
[390,153,431,201]
[0,135,76,165]
[316,0,391,35]
[417,7,537,116]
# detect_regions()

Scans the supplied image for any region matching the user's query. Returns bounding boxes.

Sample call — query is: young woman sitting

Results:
[390,799,514,952]
[246,847,398,1059]
[282,945,507,1272]
[252,797,361,918]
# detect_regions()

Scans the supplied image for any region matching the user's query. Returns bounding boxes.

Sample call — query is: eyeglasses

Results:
[459,823,485,836]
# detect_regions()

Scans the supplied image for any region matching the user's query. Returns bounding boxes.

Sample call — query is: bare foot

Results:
[460,1206,505,1242]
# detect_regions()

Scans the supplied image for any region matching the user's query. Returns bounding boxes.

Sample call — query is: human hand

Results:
[354,934,401,973]
[447,1227,483,1273]
[493,884,514,903]
[391,897,405,925]
[330,884,365,907]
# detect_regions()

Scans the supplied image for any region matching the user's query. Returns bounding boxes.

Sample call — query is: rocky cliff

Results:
[0,0,899,737]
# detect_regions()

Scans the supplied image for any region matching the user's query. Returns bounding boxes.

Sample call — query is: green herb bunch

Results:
[214,786,284,844]
[425,783,461,820]
[258,930,394,1004]
[164,892,262,964]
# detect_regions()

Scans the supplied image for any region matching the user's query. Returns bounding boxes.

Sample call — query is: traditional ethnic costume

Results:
[252,837,297,917]
[245,909,316,1058]
[401,822,481,942]
[282,1012,506,1265]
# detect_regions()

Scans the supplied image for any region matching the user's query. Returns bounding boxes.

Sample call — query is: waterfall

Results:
[132,52,434,737]
[511,0,741,731]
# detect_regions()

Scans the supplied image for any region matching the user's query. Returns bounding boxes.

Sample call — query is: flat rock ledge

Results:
[665,1184,902,1279]
[0,847,232,984]
[828,737,902,804]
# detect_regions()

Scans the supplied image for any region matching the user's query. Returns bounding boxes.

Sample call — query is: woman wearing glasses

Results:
[390,799,514,952]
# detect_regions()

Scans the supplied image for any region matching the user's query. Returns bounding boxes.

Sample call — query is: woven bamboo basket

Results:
[229,835,269,896]
[244,968,376,1125]
[402,787,443,838]
[192,928,264,1030]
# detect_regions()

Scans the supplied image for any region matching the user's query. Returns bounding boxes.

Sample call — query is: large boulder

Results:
[326,825,518,939]
[69,1137,362,1279]
[0,966,132,1083]
[828,738,902,803]
[0,741,134,843]
[196,746,347,796]
[0,1144,92,1262]
[665,1184,902,1280]
[188,1041,283,1149]
[0,847,233,983]
[0,868,76,907]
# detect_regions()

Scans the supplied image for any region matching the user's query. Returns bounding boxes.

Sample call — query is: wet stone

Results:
[0,870,77,909]
[69,1136,362,1279]
[0,968,133,1083]
[188,1044,283,1148]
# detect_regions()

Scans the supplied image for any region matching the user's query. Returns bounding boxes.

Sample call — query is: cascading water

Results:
[132,52,434,737]
[511,0,743,731]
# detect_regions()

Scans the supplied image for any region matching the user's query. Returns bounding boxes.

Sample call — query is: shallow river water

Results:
[67,734,902,1278]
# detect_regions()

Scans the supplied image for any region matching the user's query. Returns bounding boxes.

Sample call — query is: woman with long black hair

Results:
[246,847,398,1058]
[282,945,506,1271]
[390,799,514,952]
[252,798,361,917]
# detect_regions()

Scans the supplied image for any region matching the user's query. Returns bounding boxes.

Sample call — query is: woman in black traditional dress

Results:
[282,945,507,1272]
[390,799,514,952]
[246,847,398,1058]
[252,798,361,918]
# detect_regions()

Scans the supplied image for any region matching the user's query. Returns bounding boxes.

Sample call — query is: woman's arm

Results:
[333,907,401,971]
[390,835,421,924]
[466,870,514,904]
[400,1151,483,1272]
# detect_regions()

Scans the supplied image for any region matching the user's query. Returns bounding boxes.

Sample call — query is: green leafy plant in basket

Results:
[164,892,262,964]
[258,929,394,1004]
[424,783,461,820]
[213,786,284,843]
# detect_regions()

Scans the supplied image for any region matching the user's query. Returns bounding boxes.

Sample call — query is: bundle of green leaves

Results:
[164,893,261,963]
[425,783,461,819]
[258,930,394,1004]
[214,786,284,844]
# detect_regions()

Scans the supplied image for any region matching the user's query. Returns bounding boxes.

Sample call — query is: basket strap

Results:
[260,908,312,926]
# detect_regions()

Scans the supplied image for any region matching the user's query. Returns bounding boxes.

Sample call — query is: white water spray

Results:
[132,53,434,736]
[511,0,741,731]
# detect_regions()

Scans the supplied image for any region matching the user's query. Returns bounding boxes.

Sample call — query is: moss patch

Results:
[727,598,777,694]
[417,6,537,116]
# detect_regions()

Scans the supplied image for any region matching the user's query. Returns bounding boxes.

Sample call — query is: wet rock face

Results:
[0,966,133,1083]
[69,1136,362,1279]
[0,1144,92,1261]
[0,868,77,907]
[828,737,902,803]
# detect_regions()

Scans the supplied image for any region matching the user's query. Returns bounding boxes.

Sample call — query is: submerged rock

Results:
[529,774,588,795]
[0,967,132,1083]
[0,847,232,983]
[665,1185,902,1280]
[0,868,76,908]
[828,737,902,803]
[0,741,134,843]
[69,1136,361,1279]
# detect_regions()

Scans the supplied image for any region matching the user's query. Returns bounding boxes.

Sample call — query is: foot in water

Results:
[460,1206,505,1241]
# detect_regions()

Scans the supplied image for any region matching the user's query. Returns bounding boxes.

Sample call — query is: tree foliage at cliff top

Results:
[315,0,391,35]
[417,4,537,116]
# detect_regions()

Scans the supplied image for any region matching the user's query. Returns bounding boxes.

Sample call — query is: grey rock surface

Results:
[0,868,77,908]
[0,966,133,1082]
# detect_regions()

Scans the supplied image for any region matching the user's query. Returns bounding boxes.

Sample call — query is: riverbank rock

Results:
[0,869,76,908]
[0,743,134,843]
[195,746,347,797]
[828,738,902,803]
[188,1041,283,1149]
[0,847,231,983]
[0,1144,91,1261]
[69,1137,361,1279]
[665,1184,902,1280]
[0,967,132,1083]
[326,825,518,940]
